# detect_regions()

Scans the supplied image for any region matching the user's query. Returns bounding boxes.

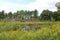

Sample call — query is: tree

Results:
[33,9,38,18]
[53,11,60,21]
[8,12,12,19]
[0,10,5,19]
[40,9,53,21]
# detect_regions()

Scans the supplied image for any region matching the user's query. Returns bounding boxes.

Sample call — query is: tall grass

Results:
[0,21,60,40]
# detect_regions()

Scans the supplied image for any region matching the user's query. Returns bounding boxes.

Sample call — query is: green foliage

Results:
[0,9,60,21]
[7,12,12,19]
[0,21,59,40]
[40,9,60,21]
[0,10,5,19]
[40,9,53,21]
[33,9,38,18]
[53,11,60,21]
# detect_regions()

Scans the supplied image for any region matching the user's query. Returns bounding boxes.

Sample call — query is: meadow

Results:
[0,21,60,40]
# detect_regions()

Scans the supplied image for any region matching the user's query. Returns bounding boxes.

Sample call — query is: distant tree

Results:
[40,9,53,21]
[13,12,17,19]
[16,10,25,18]
[8,12,12,19]
[33,9,38,18]
[0,9,60,21]
[53,11,60,21]
[0,10,5,19]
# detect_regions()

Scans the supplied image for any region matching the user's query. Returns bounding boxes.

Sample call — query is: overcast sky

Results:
[0,0,60,13]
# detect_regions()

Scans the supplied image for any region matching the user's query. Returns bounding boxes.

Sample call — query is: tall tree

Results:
[0,10,5,19]
[8,12,12,19]
[40,9,53,21]
[53,11,60,21]
[33,9,38,18]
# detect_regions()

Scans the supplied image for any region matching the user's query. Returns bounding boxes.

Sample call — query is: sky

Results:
[0,0,60,13]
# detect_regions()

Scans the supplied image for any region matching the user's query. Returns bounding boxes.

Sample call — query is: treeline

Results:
[0,9,60,21]
[0,9,38,21]
[40,10,60,21]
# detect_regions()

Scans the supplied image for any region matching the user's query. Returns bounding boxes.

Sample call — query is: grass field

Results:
[0,21,60,40]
